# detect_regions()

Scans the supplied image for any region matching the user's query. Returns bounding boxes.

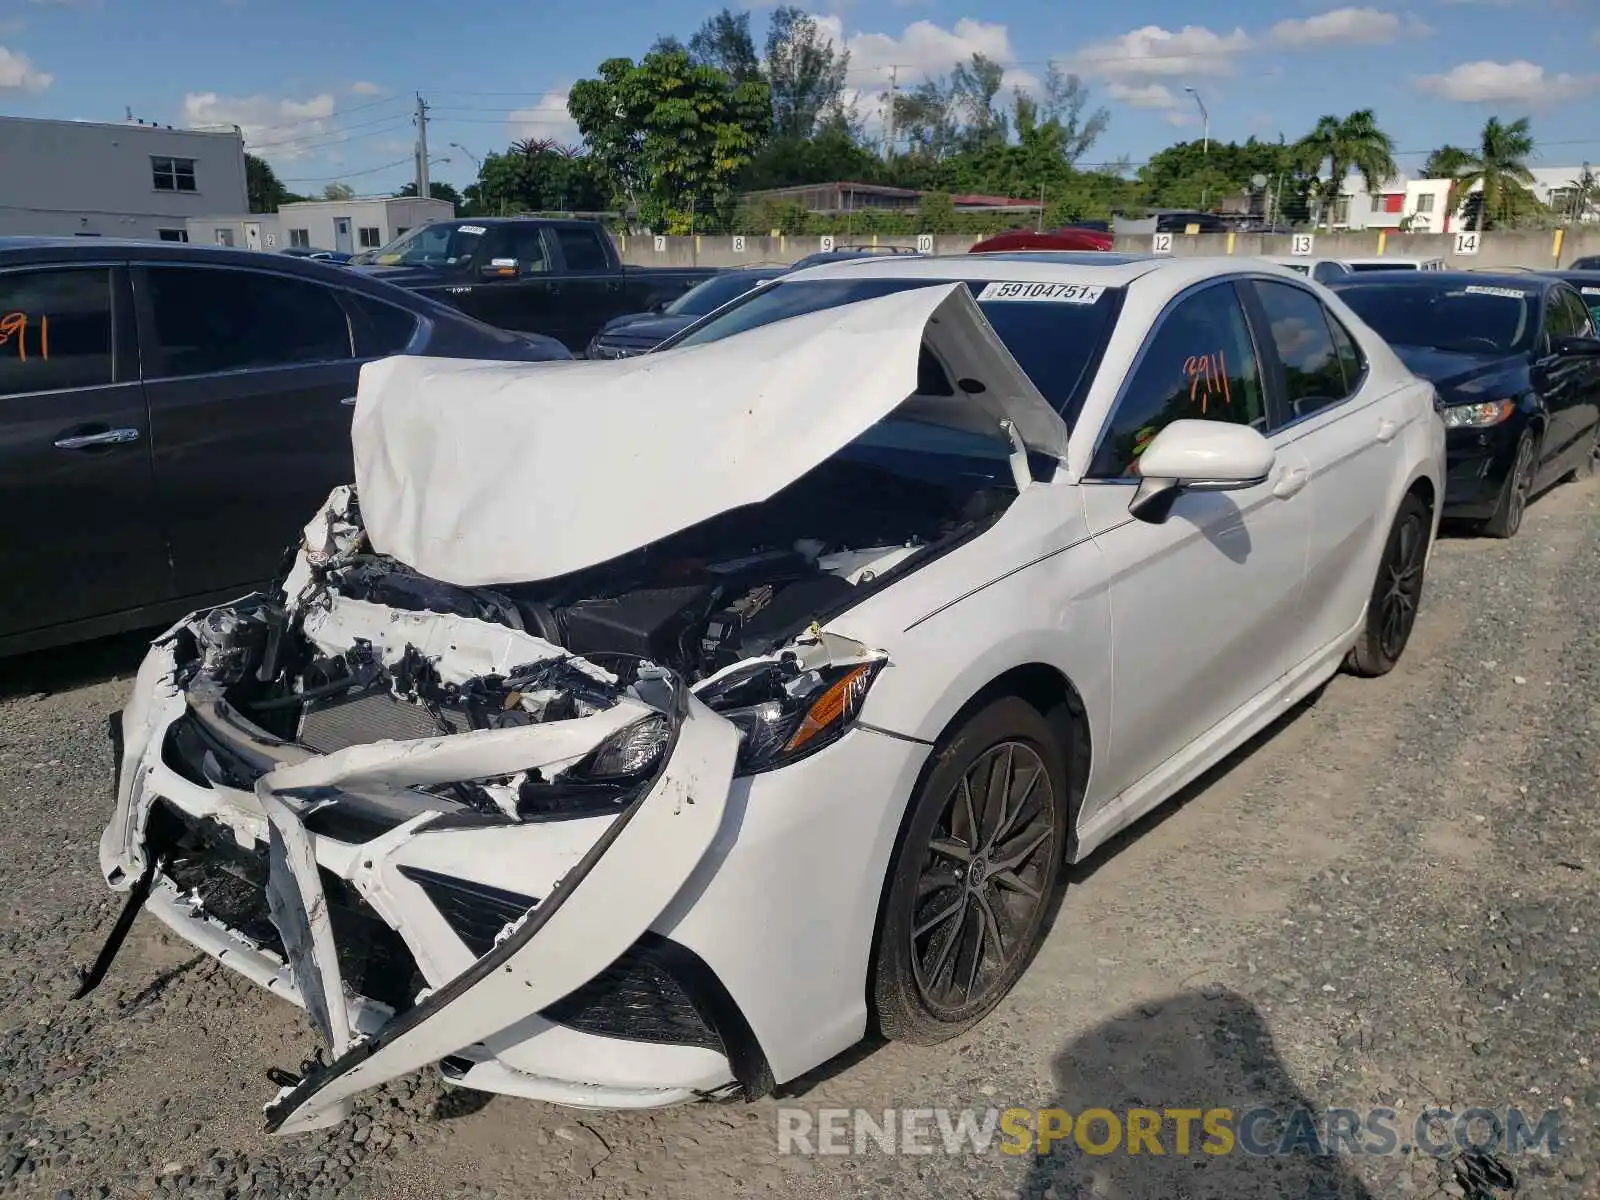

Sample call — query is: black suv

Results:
[0,237,570,655]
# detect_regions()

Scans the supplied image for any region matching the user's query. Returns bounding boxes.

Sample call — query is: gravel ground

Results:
[1,477,1597,1199]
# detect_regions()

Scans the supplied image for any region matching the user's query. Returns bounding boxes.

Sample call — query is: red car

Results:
[968,227,1114,253]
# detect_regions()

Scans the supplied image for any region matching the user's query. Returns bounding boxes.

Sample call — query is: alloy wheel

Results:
[1506,436,1535,536]
[1379,512,1426,661]
[910,741,1056,1019]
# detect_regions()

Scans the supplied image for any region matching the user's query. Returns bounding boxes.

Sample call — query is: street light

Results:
[449,142,481,170]
[1184,87,1210,154]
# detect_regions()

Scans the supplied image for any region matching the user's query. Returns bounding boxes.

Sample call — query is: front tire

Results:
[1481,428,1536,539]
[1346,492,1430,678]
[870,697,1069,1045]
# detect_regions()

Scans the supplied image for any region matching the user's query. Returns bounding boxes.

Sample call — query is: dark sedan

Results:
[1330,271,1600,538]
[585,265,788,358]
[1535,269,1600,325]
[0,236,570,655]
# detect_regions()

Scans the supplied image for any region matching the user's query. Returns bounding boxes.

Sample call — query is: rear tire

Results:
[1480,429,1536,539]
[1346,492,1430,678]
[870,697,1069,1045]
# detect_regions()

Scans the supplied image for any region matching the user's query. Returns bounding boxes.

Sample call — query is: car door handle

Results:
[1272,465,1309,499]
[54,427,141,450]
[1376,418,1399,443]
[339,396,357,406]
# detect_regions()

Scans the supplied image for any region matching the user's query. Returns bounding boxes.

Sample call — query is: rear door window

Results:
[551,226,610,272]
[145,267,352,377]
[1250,280,1357,421]
[0,268,116,396]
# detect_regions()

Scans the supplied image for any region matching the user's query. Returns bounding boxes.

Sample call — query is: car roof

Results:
[1328,269,1552,290]
[783,252,1303,292]
[0,235,359,278]
[1337,255,1445,266]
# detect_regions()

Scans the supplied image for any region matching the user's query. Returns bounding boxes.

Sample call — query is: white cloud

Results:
[1269,8,1426,48]
[182,91,338,158]
[1071,24,1254,81]
[1106,81,1179,109]
[508,86,579,146]
[348,80,383,96]
[1415,59,1596,104]
[0,45,51,91]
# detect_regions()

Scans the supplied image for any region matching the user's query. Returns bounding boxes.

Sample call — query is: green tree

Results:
[245,153,299,212]
[320,182,356,201]
[1448,116,1539,231]
[764,6,849,139]
[395,180,463,206]
[689,9,761,84]
[949,53,1009,153]
[569,48,772,231]
[1294,110,1397,225]
[464,142,607,215]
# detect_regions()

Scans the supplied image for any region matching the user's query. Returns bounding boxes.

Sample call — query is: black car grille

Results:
[397,866,538,958]
[157,799,426,1014]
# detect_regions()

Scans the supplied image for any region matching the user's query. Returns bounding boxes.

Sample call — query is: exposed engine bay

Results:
[162,452,1011,825]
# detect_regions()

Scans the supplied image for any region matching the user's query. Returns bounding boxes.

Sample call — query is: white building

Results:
[0,114,247,240]
[185,196,454,255]
[1325,164,1594,233]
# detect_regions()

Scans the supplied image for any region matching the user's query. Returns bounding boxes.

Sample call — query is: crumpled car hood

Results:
[352,281,1069,588]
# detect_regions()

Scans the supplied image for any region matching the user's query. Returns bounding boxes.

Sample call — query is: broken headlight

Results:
[698,658,884,775]
[568,713,671,782]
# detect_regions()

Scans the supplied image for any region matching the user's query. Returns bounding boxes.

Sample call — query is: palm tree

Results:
[1295,110,1398,227]
[1564,164,1600,223]
[1449,116,1538,231]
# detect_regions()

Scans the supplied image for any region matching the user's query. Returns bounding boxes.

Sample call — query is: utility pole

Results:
[884,66,898,161]
[414,93,430,200]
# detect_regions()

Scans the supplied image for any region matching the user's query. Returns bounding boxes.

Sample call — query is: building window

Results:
[214,228,234,247]
[152,157,197,193]
[289,228,311,248]
[1416,193,1436,214]
[358,227,382,248]
[1331,196,1351,225]
[394,227,409,238]
[157,229,188,243]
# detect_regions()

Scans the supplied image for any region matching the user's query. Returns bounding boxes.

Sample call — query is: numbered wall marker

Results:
[1152,233,1174,254]
[976,281,1107,304]
[732,235,746,253]
[1291,234,1315,256]
[916,233,934,253]
[819,236,835,252]
[1454,231,1481,255]
[653,235,666,253]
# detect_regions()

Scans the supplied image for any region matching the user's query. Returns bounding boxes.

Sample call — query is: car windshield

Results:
[1335,280,1536,355]
[352,222,487,267]
[1575,284,1600,322]
[663,277,1119,424]
[665,271,780,317]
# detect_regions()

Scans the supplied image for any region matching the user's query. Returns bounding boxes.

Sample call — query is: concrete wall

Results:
[612,229,1600,269]
[0,116,248,240]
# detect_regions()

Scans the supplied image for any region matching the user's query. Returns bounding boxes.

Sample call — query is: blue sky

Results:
[0,0,1594,196]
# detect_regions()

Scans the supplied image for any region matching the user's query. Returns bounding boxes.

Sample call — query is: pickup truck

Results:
[348,217,723,352]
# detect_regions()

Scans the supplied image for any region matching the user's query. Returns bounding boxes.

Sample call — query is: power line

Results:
[279,155,415,183]
[248,114,413,153]
[209,93,410,140]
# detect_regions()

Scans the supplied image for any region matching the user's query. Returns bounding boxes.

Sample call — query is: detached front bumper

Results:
[97,629,743,1134]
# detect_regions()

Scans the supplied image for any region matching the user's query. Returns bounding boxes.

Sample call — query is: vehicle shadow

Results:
[0,628,157,700]
[1021,988,1374,1200]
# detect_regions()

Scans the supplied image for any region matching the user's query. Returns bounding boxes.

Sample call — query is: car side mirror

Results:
[480,258,518,280]
[1550,334,1600,357]
[1127,420,1276,524]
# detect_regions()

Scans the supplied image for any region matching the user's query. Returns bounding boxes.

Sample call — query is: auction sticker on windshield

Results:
[1462,285,1528,300]
[457,225,487,236]
[977,281,1106,304]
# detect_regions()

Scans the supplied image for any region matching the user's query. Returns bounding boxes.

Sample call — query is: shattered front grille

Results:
[542,940,724,1053]
[156,800,426,1014]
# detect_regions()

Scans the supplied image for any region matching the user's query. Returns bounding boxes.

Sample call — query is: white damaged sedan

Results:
[90,253,1445,1133]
